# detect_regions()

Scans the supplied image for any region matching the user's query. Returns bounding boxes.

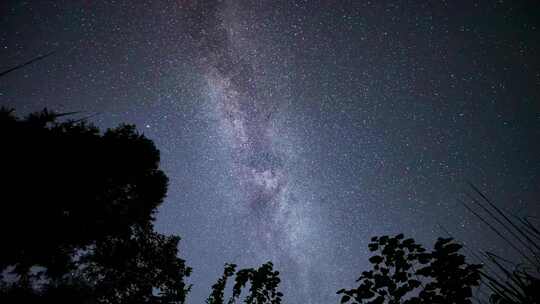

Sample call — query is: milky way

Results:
[2,1,539,303]
[181,0,317,276]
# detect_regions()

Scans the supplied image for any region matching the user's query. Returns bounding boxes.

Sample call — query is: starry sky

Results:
[1,1,539,303]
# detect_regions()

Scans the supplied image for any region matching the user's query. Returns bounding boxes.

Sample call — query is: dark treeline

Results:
[0,109,537,304]
[0,108,190,303]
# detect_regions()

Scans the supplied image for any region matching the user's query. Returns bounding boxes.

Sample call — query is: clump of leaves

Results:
[338,234,482,304]
[206,262,283,304]
[207,263,237,304]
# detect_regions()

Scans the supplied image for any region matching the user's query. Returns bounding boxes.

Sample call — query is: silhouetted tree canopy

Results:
[338,234,482,304]
[207,263,237,304]
[1,107,526,304]
[206,262,283,304]
[0,108,191,303]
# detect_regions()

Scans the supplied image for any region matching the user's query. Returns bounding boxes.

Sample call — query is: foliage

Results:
[206,262,283,304]
[486,266,540,304]
[0,108,191,303]
[461,186,540,304]
[207,263,237,304]
[338,234,482,304]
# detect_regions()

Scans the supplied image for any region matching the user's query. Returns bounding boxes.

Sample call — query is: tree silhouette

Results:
[0,108,191,303]
[206,263,237,304]
[206,262,283,304]
[338,234,482,304]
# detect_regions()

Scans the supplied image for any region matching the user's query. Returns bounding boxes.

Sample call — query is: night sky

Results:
[1,1,539,303]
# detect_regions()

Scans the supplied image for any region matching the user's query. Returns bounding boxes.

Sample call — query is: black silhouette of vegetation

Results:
[460,186,540,304]
[206,262,283,304]
[0,52,55,78]
[338,234,482,304]
[0,104,534,304]
[206,263,237,304]
[0,108,191,303]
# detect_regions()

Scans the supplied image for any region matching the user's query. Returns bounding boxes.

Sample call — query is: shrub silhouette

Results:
[0,108,191,303]
[338,234,482,304]
[461,186,540,304]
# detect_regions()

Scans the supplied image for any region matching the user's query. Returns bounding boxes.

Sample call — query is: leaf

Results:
[369,255,383,264]
[368,243,379,252]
